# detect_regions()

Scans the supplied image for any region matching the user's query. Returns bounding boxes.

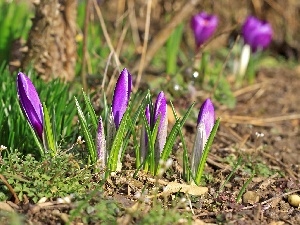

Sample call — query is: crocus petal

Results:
[191,98,215,175]
[197,98,215,141]
[191,12,218,48]
[106,111,116,153]
[96,116,106,167]
[17,72,43,139]
[112,68,132,128]
[145,104,150,125]
[238,44,251,77]
[242,16,272,52]
[191,123,206,175]
[154,92,168,155]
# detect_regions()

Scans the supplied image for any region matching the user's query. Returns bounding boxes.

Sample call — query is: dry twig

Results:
[0,174,20,204]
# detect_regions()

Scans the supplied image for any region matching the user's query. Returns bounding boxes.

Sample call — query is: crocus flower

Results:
[17,72,43,140]
[112,68,132,128]
[191,98,215,175]
[96,116,106,167]
[140,92,168,162]
[191,12,218,48]
[153,92,168,156]
[242,16,272,52]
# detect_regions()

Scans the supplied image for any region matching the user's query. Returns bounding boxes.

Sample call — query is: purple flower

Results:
[153,92,168,155]
[140,92,168,162]
[197,98,215,140]
[96,116,106,167]
[242,16,272,52]
[191,12,218,48]
[112,68,132,128]
[191,98,215,174]
[17,72,43,140]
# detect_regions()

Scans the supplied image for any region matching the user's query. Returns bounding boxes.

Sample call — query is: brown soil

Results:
[3,67,299,225]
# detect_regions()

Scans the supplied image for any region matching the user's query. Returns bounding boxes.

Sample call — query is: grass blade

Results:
[82,91,98,129]
[236,173,255,203]
[107,110,130,171]
[75,97,96,164]
[160,102,195,161]
[42,102,57,157]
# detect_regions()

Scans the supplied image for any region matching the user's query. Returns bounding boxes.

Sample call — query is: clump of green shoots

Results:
[16,67,220,185]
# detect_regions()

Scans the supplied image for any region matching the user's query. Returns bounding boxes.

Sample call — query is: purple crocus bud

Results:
[191,98,215,175]
[140,92,168,164]
[96,116,106,167]
[197,98,215,139]
[191,12,218,49]
[112,68,132,128]
[154,92,168,157]
[242,16,272,52]
[17,72,43,140]
[145,105,151,125]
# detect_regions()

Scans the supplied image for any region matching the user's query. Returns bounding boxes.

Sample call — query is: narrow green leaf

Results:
[236,173,255,203]
[195,118,220,185]
[122,91,150,161]
[217,156,242,197]
[75,97,96,164]
[166,23,184,75]
[150,116,161,174]
[169,101,192,182]
[108,110,130,171]
[141,109,152,172]
[29,120,45,157]
[83,91,98,129]
[42,102,57,157]
[17,102,44,157]
[160,102,195,161]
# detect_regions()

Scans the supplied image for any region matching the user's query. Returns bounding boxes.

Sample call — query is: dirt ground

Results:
[2,67,299,225]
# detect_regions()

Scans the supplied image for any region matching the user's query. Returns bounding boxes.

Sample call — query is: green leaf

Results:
[217,156,242,197]
[122,91,150,164]
[160,102,195,161]
[75,97,96,164]
[151,116,160,173]
[194,118,220,185]
[107,110,130,171]
[82,91,98,129]
[166,23,184,75]
[17,102,44,157]
[42,102,57,157]
[169,101,192,182]
[236,173,255,203]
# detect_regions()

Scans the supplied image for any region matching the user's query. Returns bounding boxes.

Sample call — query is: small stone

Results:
[0,202,14,212]
[60,213,69,223]
[37,197,47,204]
[52,209,60,215]
[243,191,260,204]
[288,194,300,207]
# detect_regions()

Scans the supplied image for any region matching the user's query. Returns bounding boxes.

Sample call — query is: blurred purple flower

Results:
[191,12,218,48]
[242,16,272,52]
[112,68,132,128]
[17,72,43,140]
[191,98,215,174]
